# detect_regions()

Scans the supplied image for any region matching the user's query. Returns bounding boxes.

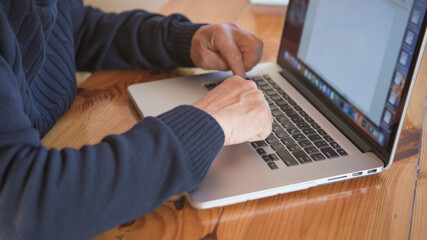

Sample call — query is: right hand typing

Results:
[193,76,272,146]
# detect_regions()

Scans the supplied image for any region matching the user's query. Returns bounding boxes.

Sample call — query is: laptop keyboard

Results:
[204,74,348,170]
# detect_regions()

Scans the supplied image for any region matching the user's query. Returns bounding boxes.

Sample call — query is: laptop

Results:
[128,0,427,209]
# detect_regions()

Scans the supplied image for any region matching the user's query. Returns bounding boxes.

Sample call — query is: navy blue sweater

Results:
[0,0,224,239]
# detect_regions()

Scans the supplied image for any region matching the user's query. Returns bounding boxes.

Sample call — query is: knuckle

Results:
[228,75,242,82]
[215,23,230,35]
[246,80,257,88]
[229,51,243,60]
[242,80,259,92]
[248,91,266,104]
[225,22,239,29]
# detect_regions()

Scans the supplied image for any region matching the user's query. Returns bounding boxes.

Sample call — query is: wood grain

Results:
[410,95,427,240]
[38,0,427,239]
[41,69,193,149]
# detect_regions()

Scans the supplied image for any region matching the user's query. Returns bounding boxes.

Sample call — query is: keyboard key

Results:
[317,129,327,135]
[282,122,295,129]
[271,95,282,101]
[252,76,263,82]
[205,83,217,91]
[281,138,295,145]
[323,135,334,142]
[273,125,285,133]
[298,140,313,148]
[272,110,284,117]
[269,154,279,161]
[251,140,268,148]
[277,150,299,166]
[266,135,279,144]
[262,155,272,162]
[256,81,268,87]
[287,128,301,135]
[305,116,314,123]
[279,90,291,100]
[314,140,329,148]
[290,117,305,123]
[308,134,322,141]
[294,106,302,111]
[270,105,278,111]
[272,83,280,90]
[281,106,293,112]
[292,134,306,141]
[330,142,341,149]
[311,123,321,129]
[293,150,313,164]
[276,132,290,139]
[302,128,316,135]
[275,100,287,106]
[261,85,272,91]
[277,116,290,123]
[337,148,348,156]
[310,153,326,161]
[263,74,272,80]
[286,111,299,118]
[287,144,301,152]
[264,76,274,85]
[304,146,319,154]
[268,162,279,170]
[265,90,276,96]
[296,122,311,129]
[256,148,267,155]
[300,111,308,117]
[288,100,297,105]
[320,147,339,159]
[271,143,286,151]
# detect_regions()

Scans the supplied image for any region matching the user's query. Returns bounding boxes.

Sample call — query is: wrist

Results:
[167,15,207,67]
[157,105,225,177]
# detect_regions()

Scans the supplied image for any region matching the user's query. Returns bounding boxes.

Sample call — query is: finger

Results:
[216,37,246,78]
[233,31,263,71]
[198,50,230,71]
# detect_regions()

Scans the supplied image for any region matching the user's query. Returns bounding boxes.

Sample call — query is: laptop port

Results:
[352,172,363,177]
[367,169,377,174]
[327,175,347,181]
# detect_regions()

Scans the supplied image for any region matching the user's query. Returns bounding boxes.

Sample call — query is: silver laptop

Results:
[128,0,427,209]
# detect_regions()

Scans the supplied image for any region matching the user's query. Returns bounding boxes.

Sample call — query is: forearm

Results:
[72,3,204,71]
[0,106,224,239]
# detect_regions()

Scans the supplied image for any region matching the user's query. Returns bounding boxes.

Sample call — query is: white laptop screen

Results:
[278,0,427,155]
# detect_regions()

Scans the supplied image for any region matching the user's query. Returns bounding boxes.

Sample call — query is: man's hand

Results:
[190,23,263,78]
[193,76,272,146]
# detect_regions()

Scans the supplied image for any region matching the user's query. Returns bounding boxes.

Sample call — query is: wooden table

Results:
[41,0,427,239]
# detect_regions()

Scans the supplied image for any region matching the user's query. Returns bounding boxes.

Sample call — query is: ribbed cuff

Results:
[157,105,224,178]
[167,16,206,67]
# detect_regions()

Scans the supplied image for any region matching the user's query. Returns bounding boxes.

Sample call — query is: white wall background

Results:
[83,0,168,13]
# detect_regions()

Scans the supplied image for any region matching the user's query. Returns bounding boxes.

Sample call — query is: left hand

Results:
[190,23,263,78]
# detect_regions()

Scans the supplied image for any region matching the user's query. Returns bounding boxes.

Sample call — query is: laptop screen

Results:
[278,0,427,157]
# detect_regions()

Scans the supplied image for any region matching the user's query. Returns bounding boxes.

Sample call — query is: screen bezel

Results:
[276,0,427,162]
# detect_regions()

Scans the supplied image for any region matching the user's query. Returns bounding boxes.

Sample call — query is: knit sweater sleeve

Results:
[0,53,224,238]
[72,2,203,71]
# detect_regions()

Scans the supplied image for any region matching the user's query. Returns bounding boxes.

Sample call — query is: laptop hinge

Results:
[279,69,386,163]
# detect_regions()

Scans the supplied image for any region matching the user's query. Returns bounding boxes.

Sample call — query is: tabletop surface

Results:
[41,0,427,239]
